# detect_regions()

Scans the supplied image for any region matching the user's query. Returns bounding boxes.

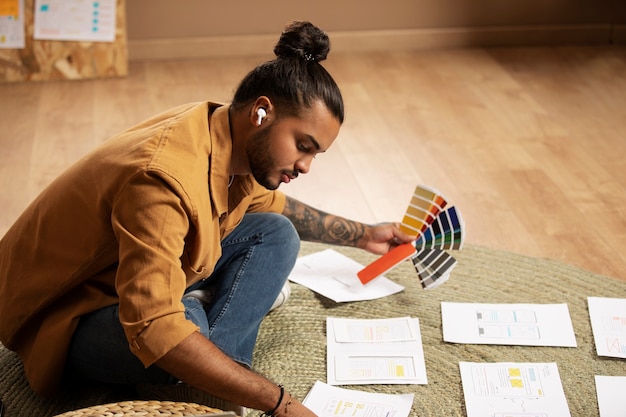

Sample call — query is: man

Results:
[0,21,414,416]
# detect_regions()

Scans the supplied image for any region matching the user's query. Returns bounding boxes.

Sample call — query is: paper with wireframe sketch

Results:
[288,249,404,302]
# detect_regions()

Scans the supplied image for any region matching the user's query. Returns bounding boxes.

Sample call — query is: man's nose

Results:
[295,155,314,174]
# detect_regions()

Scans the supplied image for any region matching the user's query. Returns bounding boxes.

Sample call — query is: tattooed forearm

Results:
[282,196,367,247]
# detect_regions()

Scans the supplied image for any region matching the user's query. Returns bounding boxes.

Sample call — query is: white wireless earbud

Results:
[256,108,267,125]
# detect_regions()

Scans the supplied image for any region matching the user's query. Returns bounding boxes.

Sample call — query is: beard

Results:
[246,126,281,190]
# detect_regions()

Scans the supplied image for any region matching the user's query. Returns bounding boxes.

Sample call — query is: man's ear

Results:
[251,96,273,126]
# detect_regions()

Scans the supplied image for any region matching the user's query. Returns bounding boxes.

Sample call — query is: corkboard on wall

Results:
[0,0,127,83]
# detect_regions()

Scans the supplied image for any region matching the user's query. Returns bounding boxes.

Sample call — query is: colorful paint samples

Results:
[357,185,464,288]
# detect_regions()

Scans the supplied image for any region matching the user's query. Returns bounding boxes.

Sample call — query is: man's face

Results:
[246,100,341,190]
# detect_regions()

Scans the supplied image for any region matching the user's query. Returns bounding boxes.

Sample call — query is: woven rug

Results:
[254,242,626,417]
[1,242,625,417]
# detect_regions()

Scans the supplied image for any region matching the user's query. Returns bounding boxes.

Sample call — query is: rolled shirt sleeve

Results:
[112,171,200,367]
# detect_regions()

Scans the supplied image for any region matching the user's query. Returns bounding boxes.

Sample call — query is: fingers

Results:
[391,224,416,243]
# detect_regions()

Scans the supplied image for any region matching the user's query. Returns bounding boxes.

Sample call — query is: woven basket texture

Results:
[53,400,223,417]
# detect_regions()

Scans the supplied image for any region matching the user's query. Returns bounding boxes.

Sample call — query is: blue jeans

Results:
[65,213,300,385]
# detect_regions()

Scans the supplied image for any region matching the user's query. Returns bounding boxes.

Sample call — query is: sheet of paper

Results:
[460,362,571,417]
[595,375,626,417]
[0,0,24,48]
[288,249,404,302]
[326,317,427,385]
[441,302,577,347]
[588,296,626,358]
[302,380,414,417]
[34,0,116,42]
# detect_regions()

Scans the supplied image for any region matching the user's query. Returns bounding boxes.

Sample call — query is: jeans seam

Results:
[221,231,263,248]
[208,233,261,337]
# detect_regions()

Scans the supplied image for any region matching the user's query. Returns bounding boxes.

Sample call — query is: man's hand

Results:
[157,332,318,416]
[357,222,416,255]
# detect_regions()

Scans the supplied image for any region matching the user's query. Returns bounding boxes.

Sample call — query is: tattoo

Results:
[282,196,367,247]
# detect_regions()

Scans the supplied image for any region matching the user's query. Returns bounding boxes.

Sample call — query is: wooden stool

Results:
[53,400,232,417]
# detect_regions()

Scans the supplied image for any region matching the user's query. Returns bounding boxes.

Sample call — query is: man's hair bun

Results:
[273,21,330,63]
[232,20,344,125]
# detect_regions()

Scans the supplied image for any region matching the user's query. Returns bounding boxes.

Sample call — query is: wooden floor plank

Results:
[1,45,624,281]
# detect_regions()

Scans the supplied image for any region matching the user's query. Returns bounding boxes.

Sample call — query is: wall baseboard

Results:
[128,24,613,61]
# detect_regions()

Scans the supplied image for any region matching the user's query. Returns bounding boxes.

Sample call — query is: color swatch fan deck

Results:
[357,185,465,288]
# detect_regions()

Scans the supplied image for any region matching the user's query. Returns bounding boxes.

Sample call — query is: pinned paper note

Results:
[34,0,116,42]
[0,0,19,16]
[0,0,24,49]
[358,185,465,288]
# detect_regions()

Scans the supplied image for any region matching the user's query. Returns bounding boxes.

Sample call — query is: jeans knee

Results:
[269,213,300,255]
[227,212,300,266]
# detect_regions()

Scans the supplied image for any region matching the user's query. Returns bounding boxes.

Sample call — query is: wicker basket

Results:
[53,400,227,417]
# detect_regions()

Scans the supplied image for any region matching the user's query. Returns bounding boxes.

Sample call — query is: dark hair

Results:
[232,21,344,124]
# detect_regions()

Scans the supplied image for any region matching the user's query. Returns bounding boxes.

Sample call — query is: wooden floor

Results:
[1,45,625,281]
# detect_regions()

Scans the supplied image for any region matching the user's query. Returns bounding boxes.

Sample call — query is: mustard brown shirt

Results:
[0,102,286,395]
